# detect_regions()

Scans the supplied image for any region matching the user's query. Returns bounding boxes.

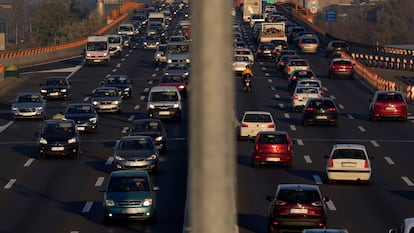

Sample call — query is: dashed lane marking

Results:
[0,121,14,133]
[134,105,140,110]
[82,201,93,213]
[278,103,284,108]
[358,126,366,132]
[83,97,89,102]
[128,115,135,121]
[384,156,395,165]
[24,158,34,167]
[274,94,280,99]
[155,67,160,72]
[95,177,105,187]
[284,113,290,118]
[370,140,380,147]
[326,200,337,211]
[140,96,145,101]
[4,179,16,189]
[152,73,156,77]
[402,176,414,186]
[329,95,336,100]
[268,79,272,83]
[304,155,312,163]
[290,125,296,131]
[112,69,117,72]
[106,156,114,165]
[347,114,355,120]
[144,87,149,92]
[148,80,154,84]
[296,139,304,146]
[122,127,129,134]
[271,86,275,91]
[313,175,323,184]
[262,67,266,71]
[338,104,344,109]
[265,73,270,77]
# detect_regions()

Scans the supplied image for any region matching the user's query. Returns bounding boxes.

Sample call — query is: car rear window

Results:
[332,41,348,48]
[259,134,287,144]
[333,60,352,66]
[244,114,272,123]
[301,38,318,43]
[308,99,335,108]
[297,87,318,94]
[290,60,308,66]
[377,93,404,101]
[332,149,366,159]
[277,190,321,203]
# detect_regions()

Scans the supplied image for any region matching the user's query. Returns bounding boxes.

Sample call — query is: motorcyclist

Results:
[242,65,253,92]
[242,65,253,77]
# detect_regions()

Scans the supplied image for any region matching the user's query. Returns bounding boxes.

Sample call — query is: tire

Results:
[103,215,113,225]
[303,119,309,126]
[252,159,258,168]
[286,161,292,169]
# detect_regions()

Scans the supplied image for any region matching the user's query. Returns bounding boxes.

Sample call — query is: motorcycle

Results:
[243,75,252,93]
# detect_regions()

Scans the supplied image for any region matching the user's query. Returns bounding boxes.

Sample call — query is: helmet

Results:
[245,65,250,68]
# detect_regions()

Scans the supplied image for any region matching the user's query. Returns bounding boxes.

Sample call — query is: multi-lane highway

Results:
[0,4,414,233]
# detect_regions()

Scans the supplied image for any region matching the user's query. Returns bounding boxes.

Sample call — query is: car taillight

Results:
[271,49,276,54]
[328,107,337,111]
[280,61,285,65]
[364,159,369,168]
[274,199,286,205]
[292,76,297,81]
[267,124,274,128]
[255,143,259,151]
[293,95,298,100]
[287,145,291,152]
[311,201,323,207]
[241,123,248,127]
[328,158,333,168]
[257,49,262,54]
[306,107,315,111]
[288,67,292,72]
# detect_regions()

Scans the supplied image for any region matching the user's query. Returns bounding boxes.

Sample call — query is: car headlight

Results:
[35,107,43,111]
[113,101,119,105]
[184,72,189,76]
[39,137,47,144]
[165,72,169,75]
[92,101,98,105]
[145,154,157,161]
[143,42,148,45]
[178,85,185,89]
[68,137,77,144]
[143,198,153,206]
[11,107,18,111]
[114,155,125,161]
[173,103,179,108]
[156,54,161,57]
[89,117,97,124]
[149,104,155,109]
[60,89,67,92]
[116,46,121,49]
[105,199,115,207]
[124,88,130,91]
[167,59,172,63]
[103,52,108,56]
[186,58,190,63]
[156,42,160,45]
[40,89,47,93]
[154,136,163,141]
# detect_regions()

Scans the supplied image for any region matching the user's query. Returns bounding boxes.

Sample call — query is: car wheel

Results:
[303,119,309,126]
[252,159,258,168]
[103,215,113,225]
[286,161,292,169]
[73,150,80,159]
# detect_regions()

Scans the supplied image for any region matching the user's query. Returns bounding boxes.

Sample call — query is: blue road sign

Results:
[325,10,336,22]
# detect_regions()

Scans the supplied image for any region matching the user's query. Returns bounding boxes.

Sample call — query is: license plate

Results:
[266,157,280,162]
[159,111,170,115]
[341,162,356,167]
[290,208,308,214]
[385,107,395,110]
[122,208,138,214]
[77,126,85,131]
[50,92,59,96]
[264,51,271,53]
[316,115,328,119]
[93,59,101,62]
[51,146,64,151]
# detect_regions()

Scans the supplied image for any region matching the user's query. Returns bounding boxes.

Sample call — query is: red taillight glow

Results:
[292,76,297,81]
[255,143,259,151]
[274,199,286,205]
[306,107,315,111]
[293,95,298,100]
[364,159,369,168]
[328,107,337,111]
[257,49,262,54]
[271,49,277,54]
[329,159,333,168]
[241,123,248,127]
[267,124,274,128]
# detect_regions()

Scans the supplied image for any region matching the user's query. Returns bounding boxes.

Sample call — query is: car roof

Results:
[150,85,179,91]
[257,130,288,136]
[243,111,272,115]
[302,229,349,233]
[110,170,149,178]
[278,183,319,191]
[332,144,366,150]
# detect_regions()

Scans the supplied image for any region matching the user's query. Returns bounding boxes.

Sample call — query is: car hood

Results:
[115,149,155,158]
[91,97,120,102]
[12,103,44,108]
[64,113,96,120]
[106,191,153,201]
[41,85,67,90]
[42,134,76,142]
[129,131,163,138]
[103,84,130,89]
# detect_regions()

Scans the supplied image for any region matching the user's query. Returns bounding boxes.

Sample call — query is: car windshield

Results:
[42,122,76,136]
[259,134,287,144]
[118,138,152,150]
[132,121,161,132]
[234,56,249,62]
[168,44,190,54]
[44,79,66,86]
[277,190,321,203]
[105,77,129,84]
[108,177,149,192]
[244,113,272,123]
[334,60,352,66]
[66,105,93,114]
[17,94,41,103]
[377,93,403,101]
[150,91,179,101]
[93,89,118,97]
[332,149,366,159]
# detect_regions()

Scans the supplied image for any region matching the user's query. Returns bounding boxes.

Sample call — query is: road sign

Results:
[325,9,336,22]
[309,6,318,14]
[309,0,318,4]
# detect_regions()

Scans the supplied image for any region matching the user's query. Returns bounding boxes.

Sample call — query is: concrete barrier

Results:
[0,64,4,81]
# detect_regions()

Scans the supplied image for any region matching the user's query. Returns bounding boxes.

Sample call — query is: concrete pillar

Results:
[190,0,236,232]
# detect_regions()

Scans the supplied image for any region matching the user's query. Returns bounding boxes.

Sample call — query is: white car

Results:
[325,144,373,184]
[389,217,414,233]
[234,48,255,65]
[291,86,321,112]
[284,58,310,78]
[238,111,275,140]
[296,78,324,96]
[233,55,252,74]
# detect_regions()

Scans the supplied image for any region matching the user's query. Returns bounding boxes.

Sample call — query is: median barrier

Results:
[0,64,4,81]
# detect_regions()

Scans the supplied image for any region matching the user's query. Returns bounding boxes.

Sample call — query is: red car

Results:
[328,58,354,79]
[158,75,189,98]
[251,131,293,169]
[369,90,407,121]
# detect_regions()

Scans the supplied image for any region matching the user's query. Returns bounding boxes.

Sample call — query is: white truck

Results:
[85,36,110,65]
[148,12,166,29]
[243,0,262,23]
[258,22,287,43]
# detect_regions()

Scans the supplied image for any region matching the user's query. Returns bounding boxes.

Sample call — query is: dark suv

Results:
[39,76,71,100]
[256,43,277,61]
[266,184,329,233]
[302,97,339,126]
[325,40,349,58]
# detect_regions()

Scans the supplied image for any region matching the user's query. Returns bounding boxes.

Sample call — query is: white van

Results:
[117,23,137,38]
[106,34,123,58]
[85,36,110,65]
[147,86,182,121]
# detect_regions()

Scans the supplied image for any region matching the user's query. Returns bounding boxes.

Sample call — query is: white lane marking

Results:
[271,86,275,91]
[0,121,14,133]
[122,127,129,134]
[329,95,336,99]
[134,105,140,110]
[128,115,135,121]
[140,96,145,101]
[95,177,105,187]
[358,126,366,132]
[274,94,280,99]
[70,231,79,233]
[83,97,89,102]
[155,67,160,72]
[284,113,290,118]
[338,104,344,109]
[4,179,16,189]
[290,125,296,131]
[106,156,114,165]
[116,63,121,68]
[24,158,34,167]
[144,87,149,92]
[112,69,117,72]
[148,80,154,84]
[402,176,414,186]
[265,73,270,77]
[259,62,264,65]
[122,58,126,62]
[267,78,272,83]
[407,115,414,120]
[296,139,304,146]
[152,73,156,77]
[313,175,323,184]
[82,201,93,213]
[370,140,380,147]
[347,114,355,120]
[384,156,395,165]
[326,200,337,211]
[304,155,312,163]
[278,103,284,108]
[125,54,130,57]
[262,67,266,71]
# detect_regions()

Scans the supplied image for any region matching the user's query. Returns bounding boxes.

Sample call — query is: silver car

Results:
[112,135,160,174]
[90,87,122,113]
[11,92,47,119]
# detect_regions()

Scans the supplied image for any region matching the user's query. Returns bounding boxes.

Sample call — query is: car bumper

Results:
[252,153,292,164]
[113,160,159,172]
[373,110,407,119]
[104,206,155,220]
[94,104,121,113]
[148,109,181,119]
[41,92,69,99]
[303,114,338,125]
[75,122,98,132]
[270,216,326,229]
[327,170,371,181]
[12,111,45,119]
[39,144,80,157]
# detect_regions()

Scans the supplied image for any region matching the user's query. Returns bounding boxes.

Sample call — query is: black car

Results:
[325,40,349,58]
[64,103,99,133]
[256,43,277,61]
[302,97,338,126]
[36,119,80,159]
[128,119,167,152]
[40,76,71,100]
[287,69,317,94]
[266,184,329,233]
[276,54,301,74]
[100,74,133,99]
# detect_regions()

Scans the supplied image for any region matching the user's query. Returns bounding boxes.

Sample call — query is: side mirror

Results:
[323,196,330,202]
[153,186,160,191]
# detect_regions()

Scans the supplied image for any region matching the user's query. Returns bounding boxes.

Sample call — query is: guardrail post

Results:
[190,0,235,233]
